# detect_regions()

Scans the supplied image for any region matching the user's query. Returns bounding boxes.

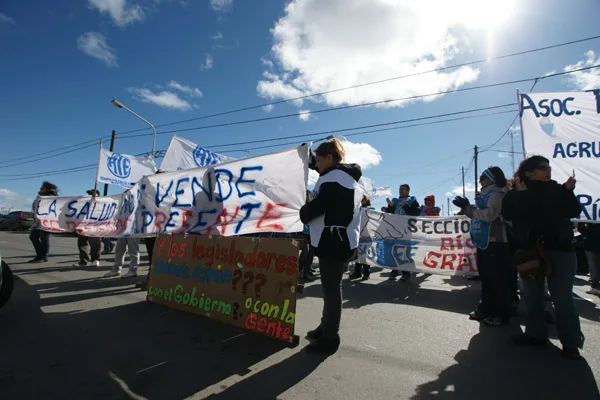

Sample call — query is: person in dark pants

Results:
[102,237,114,254]
[136,236,157,291]
[300,138,362,354]
[502,155,584,359]
[385,184,420,282]
[28,181,59,263]
[454,167,512,326]
[578,223,600,295]
[72,189,102,268]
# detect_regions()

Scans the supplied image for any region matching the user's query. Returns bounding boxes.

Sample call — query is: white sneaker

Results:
[91,260,100,267]
[122,269,138,279]
[104,270,121,278]
[73,262,87,267]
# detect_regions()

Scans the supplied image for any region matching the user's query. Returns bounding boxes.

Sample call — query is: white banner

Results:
[97,149,157,189]
[160,135,234,172]
[520,90,600,222]
[358,176,392,200]
[36,145,310,237]
[358,210,477,276]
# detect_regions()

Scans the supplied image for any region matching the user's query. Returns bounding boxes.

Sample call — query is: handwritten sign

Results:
[35,144,310,237]
[358,210,477,276]
[147,234,299,343]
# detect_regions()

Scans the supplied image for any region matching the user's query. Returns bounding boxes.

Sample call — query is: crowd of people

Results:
[22,139,598,358]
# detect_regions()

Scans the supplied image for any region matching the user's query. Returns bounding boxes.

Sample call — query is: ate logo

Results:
[193,146,221,167]
[107,153,131,178]
[391,241,419,266]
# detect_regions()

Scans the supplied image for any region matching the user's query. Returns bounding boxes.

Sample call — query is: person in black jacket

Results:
[502,155,584,359]
[29,181,59,263]
[300,137,362,354]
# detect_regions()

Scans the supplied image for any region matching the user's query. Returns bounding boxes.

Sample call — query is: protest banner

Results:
[357,209,477,276]
[358,177,392,201]
[97,148,157,189]
[160,135,235,172]
[520,90,600,222]
[35,144,310,237]
[147,233,299,343]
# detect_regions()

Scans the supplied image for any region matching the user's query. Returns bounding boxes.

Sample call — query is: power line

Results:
[115,34,600,136]
[0,106,513,181]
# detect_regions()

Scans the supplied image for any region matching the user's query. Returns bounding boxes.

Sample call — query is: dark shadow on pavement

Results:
[411,325,600,400]
[0,277,293,400]
[301,275,478,315]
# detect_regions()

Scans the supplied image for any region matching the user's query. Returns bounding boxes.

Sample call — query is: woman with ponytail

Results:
[300,137,362,354]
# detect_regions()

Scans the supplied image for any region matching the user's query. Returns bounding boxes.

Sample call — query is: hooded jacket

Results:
[300,163,363,261]
[502,180,582,251]
[421,195,441,216]
[32,186,59,230]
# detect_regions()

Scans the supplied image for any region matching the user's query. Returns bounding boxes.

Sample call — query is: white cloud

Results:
[446,182,475,197]
[261,57,274,68]
[262,104,274,113]
[128,88,192,111]
[88,0,144,27]
[497,152,511,159]
[0,13,15,24]
[563,50,600,90]
[201,54,214,70]
[210,0,232,12]
[77,32,118,67]
[0,188,34,211]
[210,31,223,40]
[257,0,495,108]
[298,110,312,121]
[167,80,203,98]
[341,139,382,169]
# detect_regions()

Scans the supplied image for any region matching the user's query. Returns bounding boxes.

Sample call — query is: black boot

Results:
[306,326,323,340]
[306,335,340,355]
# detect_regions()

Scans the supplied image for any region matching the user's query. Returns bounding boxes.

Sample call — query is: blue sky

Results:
[0,0,599,213]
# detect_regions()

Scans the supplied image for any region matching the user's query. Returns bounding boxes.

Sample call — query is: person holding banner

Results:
[300,137,362,354]
[578,223,600,296]
[502,156,584,360]
[420,195,441,217]
[349,194,373,280]
[385,184,420,282]
[72,189,102,268]
[28,181,59,263]
[453,167,511,327]
[103,237,140,278]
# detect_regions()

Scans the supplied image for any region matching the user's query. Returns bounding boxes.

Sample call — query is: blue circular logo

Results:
[193,146,221,167]
[107,153,131,178]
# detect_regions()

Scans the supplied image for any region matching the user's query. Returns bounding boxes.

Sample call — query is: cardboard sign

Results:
[147,233,299,343]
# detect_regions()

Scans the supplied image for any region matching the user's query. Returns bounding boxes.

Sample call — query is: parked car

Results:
[0,252,14,310]
[0,211,34,231]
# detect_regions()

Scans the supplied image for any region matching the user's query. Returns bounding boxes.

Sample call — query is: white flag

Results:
[97,149,157,189]
[358,176,392,200]
[160,135,234,172]
[520,90,600,222]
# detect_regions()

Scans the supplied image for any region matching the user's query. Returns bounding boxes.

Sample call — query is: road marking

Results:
[135,361,169,374]
[222,333,245,343]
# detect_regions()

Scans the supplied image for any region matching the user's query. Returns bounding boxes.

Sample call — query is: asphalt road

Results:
[0,231,599,400]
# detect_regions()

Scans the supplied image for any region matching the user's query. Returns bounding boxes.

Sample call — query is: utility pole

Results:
[103,130,116,196]
[447,197,450,216]
[461,166,466,198]
[474,145,479,196]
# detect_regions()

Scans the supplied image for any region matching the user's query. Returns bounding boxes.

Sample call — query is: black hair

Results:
[516,155,550,183]
[486,166,508,188]
[400,184,410,191]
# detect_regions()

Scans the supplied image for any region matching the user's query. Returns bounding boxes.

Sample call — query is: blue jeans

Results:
[29,229,50,260]
[522,250,584,348]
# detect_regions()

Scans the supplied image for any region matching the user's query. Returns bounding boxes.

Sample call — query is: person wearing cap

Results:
[72,189,102,268]
[420,195,441,216]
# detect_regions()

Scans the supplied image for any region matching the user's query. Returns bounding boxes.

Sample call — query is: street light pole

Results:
[111,99,157,157]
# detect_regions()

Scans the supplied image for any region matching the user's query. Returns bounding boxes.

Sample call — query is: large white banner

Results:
[97,149,157,189]
[520,90,600,222]
[36,145,310,237]
[358,210,477,276]
[160,135,234,172]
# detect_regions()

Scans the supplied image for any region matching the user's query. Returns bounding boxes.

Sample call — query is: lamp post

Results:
[111,99,157,157]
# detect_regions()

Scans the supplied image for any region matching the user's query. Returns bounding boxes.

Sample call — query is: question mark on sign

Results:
[232,270,242,291]
[232,302,240,320]
[254,274,267,298]
[242,271,254,295]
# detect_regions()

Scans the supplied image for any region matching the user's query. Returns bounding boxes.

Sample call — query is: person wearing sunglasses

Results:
[502,155,584,359]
